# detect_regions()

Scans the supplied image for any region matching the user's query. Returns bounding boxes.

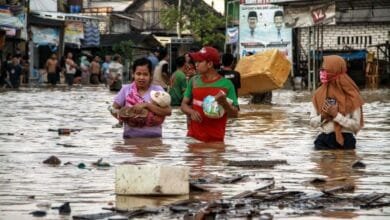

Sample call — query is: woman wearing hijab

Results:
[310,55,364,150]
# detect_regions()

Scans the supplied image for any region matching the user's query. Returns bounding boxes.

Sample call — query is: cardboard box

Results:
[235,49,292,96]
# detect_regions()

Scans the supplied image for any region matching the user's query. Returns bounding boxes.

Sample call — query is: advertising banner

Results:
[226,27,239,44]
[64,21,84,45]
[31,26,60,45]
[239,4,292,60]
[0,13,24,29]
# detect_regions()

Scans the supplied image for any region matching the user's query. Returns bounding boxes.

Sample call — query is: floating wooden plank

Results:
[72,212,116,220]
[322,184,355,194]
[227,160,287,168]
[310,176,347,184]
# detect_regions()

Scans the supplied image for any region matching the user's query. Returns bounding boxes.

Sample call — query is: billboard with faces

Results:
[239,3,292,61]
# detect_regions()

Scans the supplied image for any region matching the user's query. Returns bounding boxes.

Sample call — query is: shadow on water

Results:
[0,86,389,219]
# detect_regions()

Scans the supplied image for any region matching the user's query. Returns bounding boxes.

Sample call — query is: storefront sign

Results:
[31,26,60,45]
[284,3,336,27]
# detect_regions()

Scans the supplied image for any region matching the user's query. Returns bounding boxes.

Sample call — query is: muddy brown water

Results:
[0,86,389,219]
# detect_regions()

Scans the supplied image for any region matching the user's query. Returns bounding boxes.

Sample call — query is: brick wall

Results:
[299,23,390,60]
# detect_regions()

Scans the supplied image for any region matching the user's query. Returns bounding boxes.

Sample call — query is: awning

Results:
[314,49,367,61]
[29,14,64,27]
[112,13,135,21]
[96,33,161,48]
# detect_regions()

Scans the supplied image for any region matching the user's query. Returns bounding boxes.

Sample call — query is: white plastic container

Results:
[115,165,190,195]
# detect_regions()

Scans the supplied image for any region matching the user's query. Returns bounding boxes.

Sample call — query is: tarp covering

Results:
[315,50,367,61]
[82,21,100,47]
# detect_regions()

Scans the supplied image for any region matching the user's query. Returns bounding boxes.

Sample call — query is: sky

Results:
[204,0,225,14]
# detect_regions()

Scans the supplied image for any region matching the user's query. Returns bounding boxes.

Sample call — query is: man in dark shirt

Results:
[1,53,12,87]
[6,56,22,88]
[219,53,241,98]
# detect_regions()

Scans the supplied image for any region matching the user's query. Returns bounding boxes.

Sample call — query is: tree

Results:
[112,40,134,83]
[161,3,225,48]
[112,40,134,62]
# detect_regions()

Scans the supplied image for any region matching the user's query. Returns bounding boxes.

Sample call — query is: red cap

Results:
[190,47,220,66]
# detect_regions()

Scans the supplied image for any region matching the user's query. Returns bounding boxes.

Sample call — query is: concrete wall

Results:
[299,23,390,60]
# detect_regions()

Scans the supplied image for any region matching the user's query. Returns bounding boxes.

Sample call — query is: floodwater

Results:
[0,85,389,219]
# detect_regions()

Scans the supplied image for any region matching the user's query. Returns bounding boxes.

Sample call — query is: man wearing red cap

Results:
[181,47,239,142]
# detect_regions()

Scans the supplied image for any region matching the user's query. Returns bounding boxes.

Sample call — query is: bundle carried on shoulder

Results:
[235,49,292,96]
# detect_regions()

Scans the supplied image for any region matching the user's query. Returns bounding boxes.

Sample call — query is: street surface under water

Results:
[0,85,389,219]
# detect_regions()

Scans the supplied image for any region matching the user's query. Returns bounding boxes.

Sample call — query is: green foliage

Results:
[95,47,110,59]
[161,4,225,48]
[161,6,182,31]
[112,40,134,62]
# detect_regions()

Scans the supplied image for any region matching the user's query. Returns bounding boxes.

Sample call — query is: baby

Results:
[111,90,171,127]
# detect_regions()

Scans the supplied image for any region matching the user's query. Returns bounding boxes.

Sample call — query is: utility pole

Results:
[177,0,182,38]
[25,0,34,85]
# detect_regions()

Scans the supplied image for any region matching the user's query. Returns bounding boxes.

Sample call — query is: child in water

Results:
[110,90,171,128]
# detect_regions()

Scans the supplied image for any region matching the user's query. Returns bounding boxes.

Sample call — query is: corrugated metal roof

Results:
[89,0,134,12]
[98,32,160,48]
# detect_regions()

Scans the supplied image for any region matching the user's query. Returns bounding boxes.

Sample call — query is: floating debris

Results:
[57,202,71,214]
[358,193,387,208]
[189,182,209,192]
[0,132,14,136]
[170,205,190,212]
[227,160,287,168]
[73,212,116,220]
[322,184,355,194]
[219,175,248,184]
[352,160,366,169]
[92,158,111,167]
[310,176,347,185]
[56,143,80,148]
[29,210,47,217]
[48,128,82,135]
[78,163,86,169]
[43,155,61,165]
